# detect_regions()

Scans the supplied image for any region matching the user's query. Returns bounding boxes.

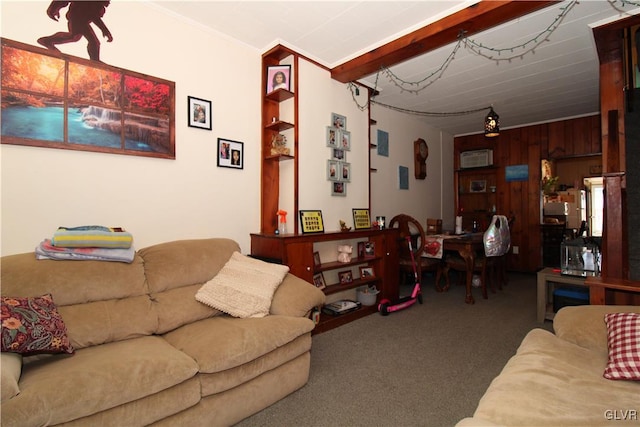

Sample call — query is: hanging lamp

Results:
[484,107,500,137]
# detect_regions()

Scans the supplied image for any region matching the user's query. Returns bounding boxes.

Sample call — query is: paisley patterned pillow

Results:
[1,294,74,355]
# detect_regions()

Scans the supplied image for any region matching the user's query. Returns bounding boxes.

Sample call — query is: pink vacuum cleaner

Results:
[378,235,423,315]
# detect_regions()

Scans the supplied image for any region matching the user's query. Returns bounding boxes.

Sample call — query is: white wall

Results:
[370,105,455,231]
[0,1,452,256]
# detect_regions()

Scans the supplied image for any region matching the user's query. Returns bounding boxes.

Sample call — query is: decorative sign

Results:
[352,209,371,230]
[299,210,324,234]
[505,164,529,182]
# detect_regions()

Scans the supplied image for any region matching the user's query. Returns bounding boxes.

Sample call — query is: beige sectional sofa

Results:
[1,238,326,426]
[457,304,640,426]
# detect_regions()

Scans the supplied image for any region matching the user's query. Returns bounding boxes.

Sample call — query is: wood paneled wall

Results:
[454,115,601,272]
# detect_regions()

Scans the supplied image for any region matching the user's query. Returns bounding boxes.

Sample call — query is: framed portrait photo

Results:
[312,273,327,290]
[266,65,291,94]
[340,162,351,182]
[326,126,338,147]
[332,148,345,161]
[331,181,346,197]
[327,160,340,181]
[338,270,353,284]
[339,130,351,151]
[217,138,244,169]
[359,266,375,279]
[331,113,346,130]
[188,96,212,130]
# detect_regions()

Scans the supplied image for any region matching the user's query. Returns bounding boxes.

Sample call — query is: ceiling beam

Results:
[331,0,558,83]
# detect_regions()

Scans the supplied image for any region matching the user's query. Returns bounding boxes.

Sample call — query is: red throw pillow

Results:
[1,294,74,355]
[603,312,640,380]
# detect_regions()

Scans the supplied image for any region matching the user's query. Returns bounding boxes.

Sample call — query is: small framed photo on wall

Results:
[331,181,346,197]
[188,96,212,130]
[339,130,351,151]
[326,126,338,147]
[331,113,346,129]
[266,65,291,93]
[217,138,244,169]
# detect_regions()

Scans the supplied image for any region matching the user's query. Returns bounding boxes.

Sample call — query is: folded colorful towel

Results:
[36,239,135,263]
[51,226,133,249]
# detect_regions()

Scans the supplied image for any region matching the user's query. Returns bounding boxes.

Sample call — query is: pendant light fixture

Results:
[484,107,500,137]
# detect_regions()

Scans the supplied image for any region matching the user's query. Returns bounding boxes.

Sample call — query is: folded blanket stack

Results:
[36,226,135,263]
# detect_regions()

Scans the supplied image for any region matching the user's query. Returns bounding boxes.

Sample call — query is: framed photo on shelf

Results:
[331,181,346,197]
[327,160,340,181]
[312,273,326,290]
[364,242,375,257]
[313,251,321,267]
[357,241,366,258]
[470,180,487,193]
[338,270,353,284]
[331,113,346,129]
[339,130,351,151]
[359,266,375,279]
[299,210,324,234]
[326,126,338,147]
[352,209,371,230]
[188,96,212,130]
[217,138,243,169]
[266,65,291,94]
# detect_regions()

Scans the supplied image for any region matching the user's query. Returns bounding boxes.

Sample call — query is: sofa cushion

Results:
[1,294,74,355]
[604,312,640,380]
[162,315,315,373]
[1,336,198,426]
[196,252,289,318]
[554,305,640,354]
[472,328,640,426]
[1,352,22,402]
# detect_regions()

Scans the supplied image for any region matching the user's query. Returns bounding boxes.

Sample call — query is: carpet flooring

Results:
[236,272,553,427]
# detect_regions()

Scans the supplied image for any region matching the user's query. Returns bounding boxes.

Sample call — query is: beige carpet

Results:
[236,272,553,427]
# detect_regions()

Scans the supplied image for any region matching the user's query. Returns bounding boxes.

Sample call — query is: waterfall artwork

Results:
[1,38,175,159]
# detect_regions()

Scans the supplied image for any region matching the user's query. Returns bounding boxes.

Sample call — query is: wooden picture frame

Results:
[313,251,321,267]
[470,180,487,193]
[217,138,243,169]
[338,270,353,284]
[188,96,212,130]
[299,210,324,234]
[364,242,375,257]
[312,273,326,290]
[359,266,375,279]
[266,65,291,93]
[352,209,371,230]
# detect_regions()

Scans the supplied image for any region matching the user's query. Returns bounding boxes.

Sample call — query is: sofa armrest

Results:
[553,305,640,353]
[270,274,325,318]
[1,352,22,402]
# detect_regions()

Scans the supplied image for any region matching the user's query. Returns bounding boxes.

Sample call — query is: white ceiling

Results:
[151,1,639,136]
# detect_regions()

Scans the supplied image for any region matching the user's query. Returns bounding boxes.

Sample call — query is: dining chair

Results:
[442,215,513,298]
[389,214,445,289]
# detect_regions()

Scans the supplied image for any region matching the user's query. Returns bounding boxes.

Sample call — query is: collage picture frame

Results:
[327,113,350,196]
[217,138,244,169]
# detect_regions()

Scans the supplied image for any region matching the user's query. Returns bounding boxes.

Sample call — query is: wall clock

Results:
[414,138,428,179]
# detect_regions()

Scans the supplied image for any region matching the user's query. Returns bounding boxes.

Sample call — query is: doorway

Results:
[583,177,603,237]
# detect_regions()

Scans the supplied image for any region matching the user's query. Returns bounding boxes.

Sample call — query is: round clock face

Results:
[419,141,428,158]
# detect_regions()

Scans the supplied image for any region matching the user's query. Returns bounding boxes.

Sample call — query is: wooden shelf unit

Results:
[261,45,298,234]
[250,228,399,333]
[455,166,498,231]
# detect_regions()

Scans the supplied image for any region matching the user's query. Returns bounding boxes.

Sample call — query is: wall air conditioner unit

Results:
[460,149,493,169]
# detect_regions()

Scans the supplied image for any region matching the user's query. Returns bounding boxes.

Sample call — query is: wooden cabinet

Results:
[455,167,497,231]
[251,228,399,333]
[260,45,298,234]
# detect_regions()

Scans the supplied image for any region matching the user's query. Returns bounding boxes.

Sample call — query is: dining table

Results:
[423,232,485,304]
